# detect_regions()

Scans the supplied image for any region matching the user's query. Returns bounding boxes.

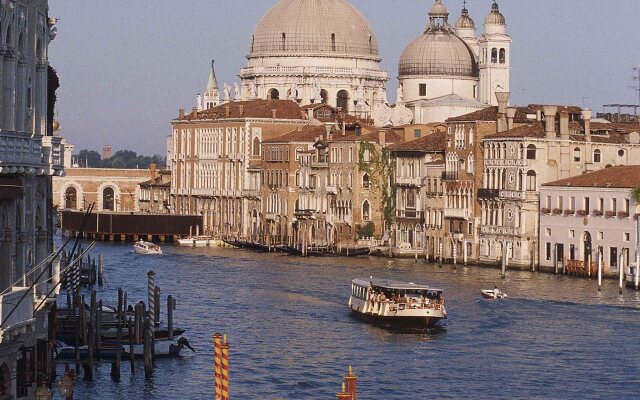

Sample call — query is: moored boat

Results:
[133,240,162,255]
[348,278,447,330]
[177,236,223,247]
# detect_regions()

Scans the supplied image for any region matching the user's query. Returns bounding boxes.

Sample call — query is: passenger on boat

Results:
[391,293,398,303]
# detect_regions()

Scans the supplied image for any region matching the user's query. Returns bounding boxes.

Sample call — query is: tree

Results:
[631,186,640,205]
[76,149,101,168]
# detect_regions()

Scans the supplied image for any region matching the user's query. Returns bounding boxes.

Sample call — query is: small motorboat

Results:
[481,288,508,299]
[133,240,163,255]
[177,236,223,247]
[123,337,195,358]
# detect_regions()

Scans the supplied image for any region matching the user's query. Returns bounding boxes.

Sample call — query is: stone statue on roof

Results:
[396,84,404,104]
[223,83,231,101]
[248,80,257,99]
[233,82,241,100]
[310,78,321,104]
[288,81,299,100]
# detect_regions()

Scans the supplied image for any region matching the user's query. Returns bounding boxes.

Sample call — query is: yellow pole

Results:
[337,382,351,399]
[344,366,357,400]
[214,333,222,399]
[221,335,230,400]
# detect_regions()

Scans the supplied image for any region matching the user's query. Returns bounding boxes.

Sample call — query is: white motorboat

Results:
[133,240,163,255]
[348,278,447,330]
[177,236,222,247]
[481,288,508,299]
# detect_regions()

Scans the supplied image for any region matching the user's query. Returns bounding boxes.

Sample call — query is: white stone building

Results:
[539,166,640,274]
[238,0,388,117]
[480,106,640,268]
[0,0,63,397]
[398,1,511,124]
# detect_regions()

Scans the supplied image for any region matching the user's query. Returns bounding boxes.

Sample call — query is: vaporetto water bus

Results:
[348,278,447,330]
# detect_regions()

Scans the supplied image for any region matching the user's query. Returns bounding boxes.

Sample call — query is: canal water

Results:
[57,238,640,399]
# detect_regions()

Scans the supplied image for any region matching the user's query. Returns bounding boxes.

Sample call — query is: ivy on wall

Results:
[358,141,396,227]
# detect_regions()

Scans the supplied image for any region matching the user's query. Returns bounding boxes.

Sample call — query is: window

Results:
[336,90,349,113]
[268,88,279,100]
[611,198,617,213]
[569,230,575,238]
[545,228,551,237]
[558,196,563,209]
[546,242,551,260]
[362,200,371,221]
[414,129,422,138]
[362,173,370,189]
[407,190,416,209]
[491,48,497,63]
[624,232,630,241]
[569,244,575,260]
[598,231,603,240]
[281,33,286,51]
[103,187,115,211]
[593,149,601,163]
[499,48,506,64]
[252,138,260,156]
[546,196,551,208]
[419,84,427,97]
[598,198,604,212]
[331,33,336,51]
[618,149,625,157]
[526,144,536,160]
[584,197,590,213]
[570,197,575,210]
[610,247,618,268]
[573,147,580,162]
[624,199,629,213]
[526,170,536,191]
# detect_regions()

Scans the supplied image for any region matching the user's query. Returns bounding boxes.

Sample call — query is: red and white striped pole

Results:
[221,335,230,400]
[214,333,222,399]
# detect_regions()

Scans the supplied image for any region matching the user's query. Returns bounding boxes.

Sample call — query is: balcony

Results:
[243,189,261,198]
[499,190,525,200]
[310,160,328,169]
[41,135,65,176]
[326,185,338,194]
[0,131,45,174]
[484,158,526,167]
[240,65,388,80]
[265,213,277,221]
[395,209,425,220]
[477,189,500,199]
[480,225,524,236]
[0,286,35,343]
[441,171,458,181]
[395,176,422,186]
[443,208,471,220]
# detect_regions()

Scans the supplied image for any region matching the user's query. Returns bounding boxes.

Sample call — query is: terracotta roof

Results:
[484,121,638,144]
[543,166,640,189]
[446,106,533,123]
[388,132,447,153]
[528,104,583,114]
[329,128,404,145]
[177,100,304,121]
[263,125,327,143]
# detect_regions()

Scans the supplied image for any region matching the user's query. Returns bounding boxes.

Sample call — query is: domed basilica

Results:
[197,0,511,126]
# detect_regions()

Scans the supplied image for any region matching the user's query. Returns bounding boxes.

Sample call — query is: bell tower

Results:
[203,60,221,109]
[478,2,511,106]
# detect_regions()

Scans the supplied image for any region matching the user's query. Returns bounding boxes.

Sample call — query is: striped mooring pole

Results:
[147,271,156,361]
[214,333,222,399]
[221,335,230,400]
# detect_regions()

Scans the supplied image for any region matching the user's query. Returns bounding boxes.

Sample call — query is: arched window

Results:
[526,144,536,160]
[281,33,286,51]
[26,77,32,111]
[253,138,260,156]
[268,88,279,100]
[362,200,371,221]
[103,187,115,211]
[369,35,373,54]
[526,170,537,191]
[491,48,498,63]
[331,33,336,51]
[593,149,601,163]
[336,90,349,113]
[65,187,77,209]
[573,147,581,162]
[499,48,506,64]
[407,190,416,208]
[362,173,370,189]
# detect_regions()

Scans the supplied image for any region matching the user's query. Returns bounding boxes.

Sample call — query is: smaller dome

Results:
[485,2,506,26]
[430,0,448,16]
[52,120,60,131]
[455,8,475,30]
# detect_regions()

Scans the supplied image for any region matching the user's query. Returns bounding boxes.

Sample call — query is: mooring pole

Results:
[147,271,156,363]
[96,300,103,358]
[98,254,104,286]
[221,336,230,400]
[635,254,640,290]
[619,253,624,294]
[167,295,174,341]
[214,333,222,399]
[597,251,602,291]
[154,286,161,327]
[128,317,135,374]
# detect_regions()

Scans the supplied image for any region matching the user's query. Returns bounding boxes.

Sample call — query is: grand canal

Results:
[57,238,640,399]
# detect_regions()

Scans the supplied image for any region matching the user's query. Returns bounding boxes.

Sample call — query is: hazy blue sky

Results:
[48,0,640,156]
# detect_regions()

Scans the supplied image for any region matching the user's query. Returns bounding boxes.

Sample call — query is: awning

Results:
[0,177,23,200]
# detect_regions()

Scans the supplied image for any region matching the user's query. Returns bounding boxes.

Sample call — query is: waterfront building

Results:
[169,100,306,237]
[0,0,63,396]
[138,165,171,214]
[327,128,403,243]
[443,94,534,262]
[53,167,153,212]
[480,106,640,267]
[239,0,388,116]
[539,166,640,273]
[260,125,327,245]
[398,1,511,125]
[388,132,447,257]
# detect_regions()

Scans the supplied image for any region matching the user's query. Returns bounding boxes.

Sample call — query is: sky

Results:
[48,0,640,156]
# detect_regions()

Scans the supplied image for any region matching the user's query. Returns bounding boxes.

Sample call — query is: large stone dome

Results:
[398,31,478,77]
[248,0,379,59]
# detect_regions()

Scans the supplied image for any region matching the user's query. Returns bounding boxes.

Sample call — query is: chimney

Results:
[307,108,313,120]
[536,109,542,121]
[179,108,185,119]
[239,104,244,117]
[559,110,569,139]
[506,107,516,131]
[271,109,277,119]
[543,105,558,139]
[192,107,198,118]
[495,92,510,133]
[378,130,386,148]
[150,163,157,180]
[225,105,230,117]
[582,109,592,142]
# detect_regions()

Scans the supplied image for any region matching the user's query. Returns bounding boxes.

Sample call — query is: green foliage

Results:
[631,186,640,204]
[76,149,101,168]
[357,222,375,239]
[357,141,396,226]
[74,149,166,169]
